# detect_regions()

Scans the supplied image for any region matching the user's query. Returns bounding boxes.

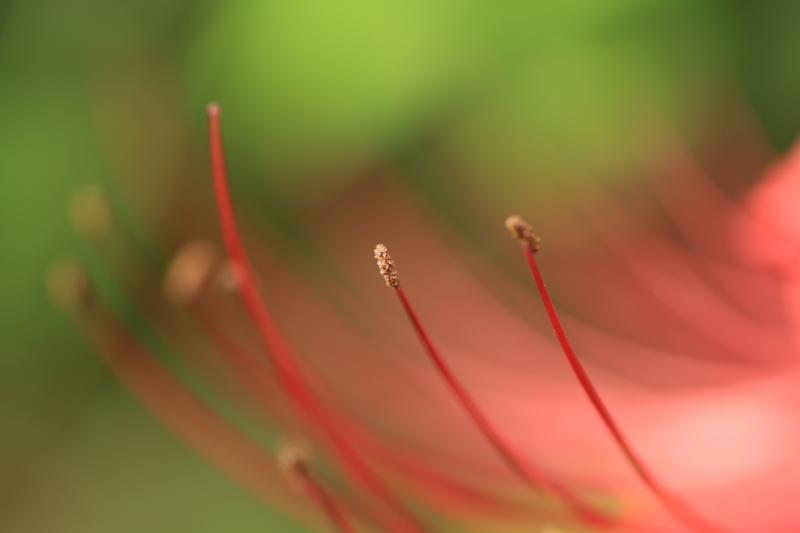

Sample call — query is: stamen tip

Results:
[504,214,541,252]
[276,443,311,491]
[206,102,220,117]
[374,243,400,289]
[163,240,218,305]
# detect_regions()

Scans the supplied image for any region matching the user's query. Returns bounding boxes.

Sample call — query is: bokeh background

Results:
[2,1,799,532]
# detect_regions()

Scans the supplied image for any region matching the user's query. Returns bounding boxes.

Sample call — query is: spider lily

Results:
[49,104,800,532]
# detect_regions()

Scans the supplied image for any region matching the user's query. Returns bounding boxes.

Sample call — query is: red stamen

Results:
[279,446,356,533]
[207,104,426,533]
[81,308,307,516]
[194,299,538,521]
[511,216,727,533]
[171,256,531,521]
[375,244,613,528]
[75,261,384,531]
[82,300,391,530]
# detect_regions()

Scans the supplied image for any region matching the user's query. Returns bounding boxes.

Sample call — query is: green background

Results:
[1,1,798,531]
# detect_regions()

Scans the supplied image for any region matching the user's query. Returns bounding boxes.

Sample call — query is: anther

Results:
[163,240,218,305]
[374,244,400,289]
[504,214,541,252]
[510,221,725,533]
[277,442,312,492]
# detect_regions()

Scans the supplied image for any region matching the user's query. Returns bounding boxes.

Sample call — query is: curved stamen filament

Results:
[71,257,387,531]
[207,104,426,533]
[190,290,546,521]
[88,304,385,530]
[509,215,727,533]
[375,244,613,528]
[159,239,544,521]
[78,305,312,519]
[279,446,356,533]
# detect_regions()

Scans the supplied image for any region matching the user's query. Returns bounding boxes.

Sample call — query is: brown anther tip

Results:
[69,185,112,240]
[505,214,541,252]
[47,259,94,313]
[163,240,218,305]
[374,243,399,289]
[276,443,311,491]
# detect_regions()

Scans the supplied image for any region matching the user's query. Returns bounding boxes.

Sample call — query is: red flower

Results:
[50,105,800,532]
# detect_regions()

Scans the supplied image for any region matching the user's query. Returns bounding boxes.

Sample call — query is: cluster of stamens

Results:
[48,104,727,533]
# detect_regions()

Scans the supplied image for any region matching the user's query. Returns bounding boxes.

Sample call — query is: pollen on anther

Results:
[505,214,541,252]
[277,443,311,491]
[163,240,218,305]
[374,243,400,289]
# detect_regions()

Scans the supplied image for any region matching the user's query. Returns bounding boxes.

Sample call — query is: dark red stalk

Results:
[207,104,426,533]
[375,244,612,528]
[517,228,727,533]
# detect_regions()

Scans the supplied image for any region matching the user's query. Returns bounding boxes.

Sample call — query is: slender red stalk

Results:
[207,104,426,533]
[374,245,612,528]
[84,300,385,530]
[81,309,307,515]
[185,280,540,519]
[519,233,727,533]
[287,458,356,533]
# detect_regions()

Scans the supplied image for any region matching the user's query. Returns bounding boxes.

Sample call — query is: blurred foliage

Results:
[0,1,798,531]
